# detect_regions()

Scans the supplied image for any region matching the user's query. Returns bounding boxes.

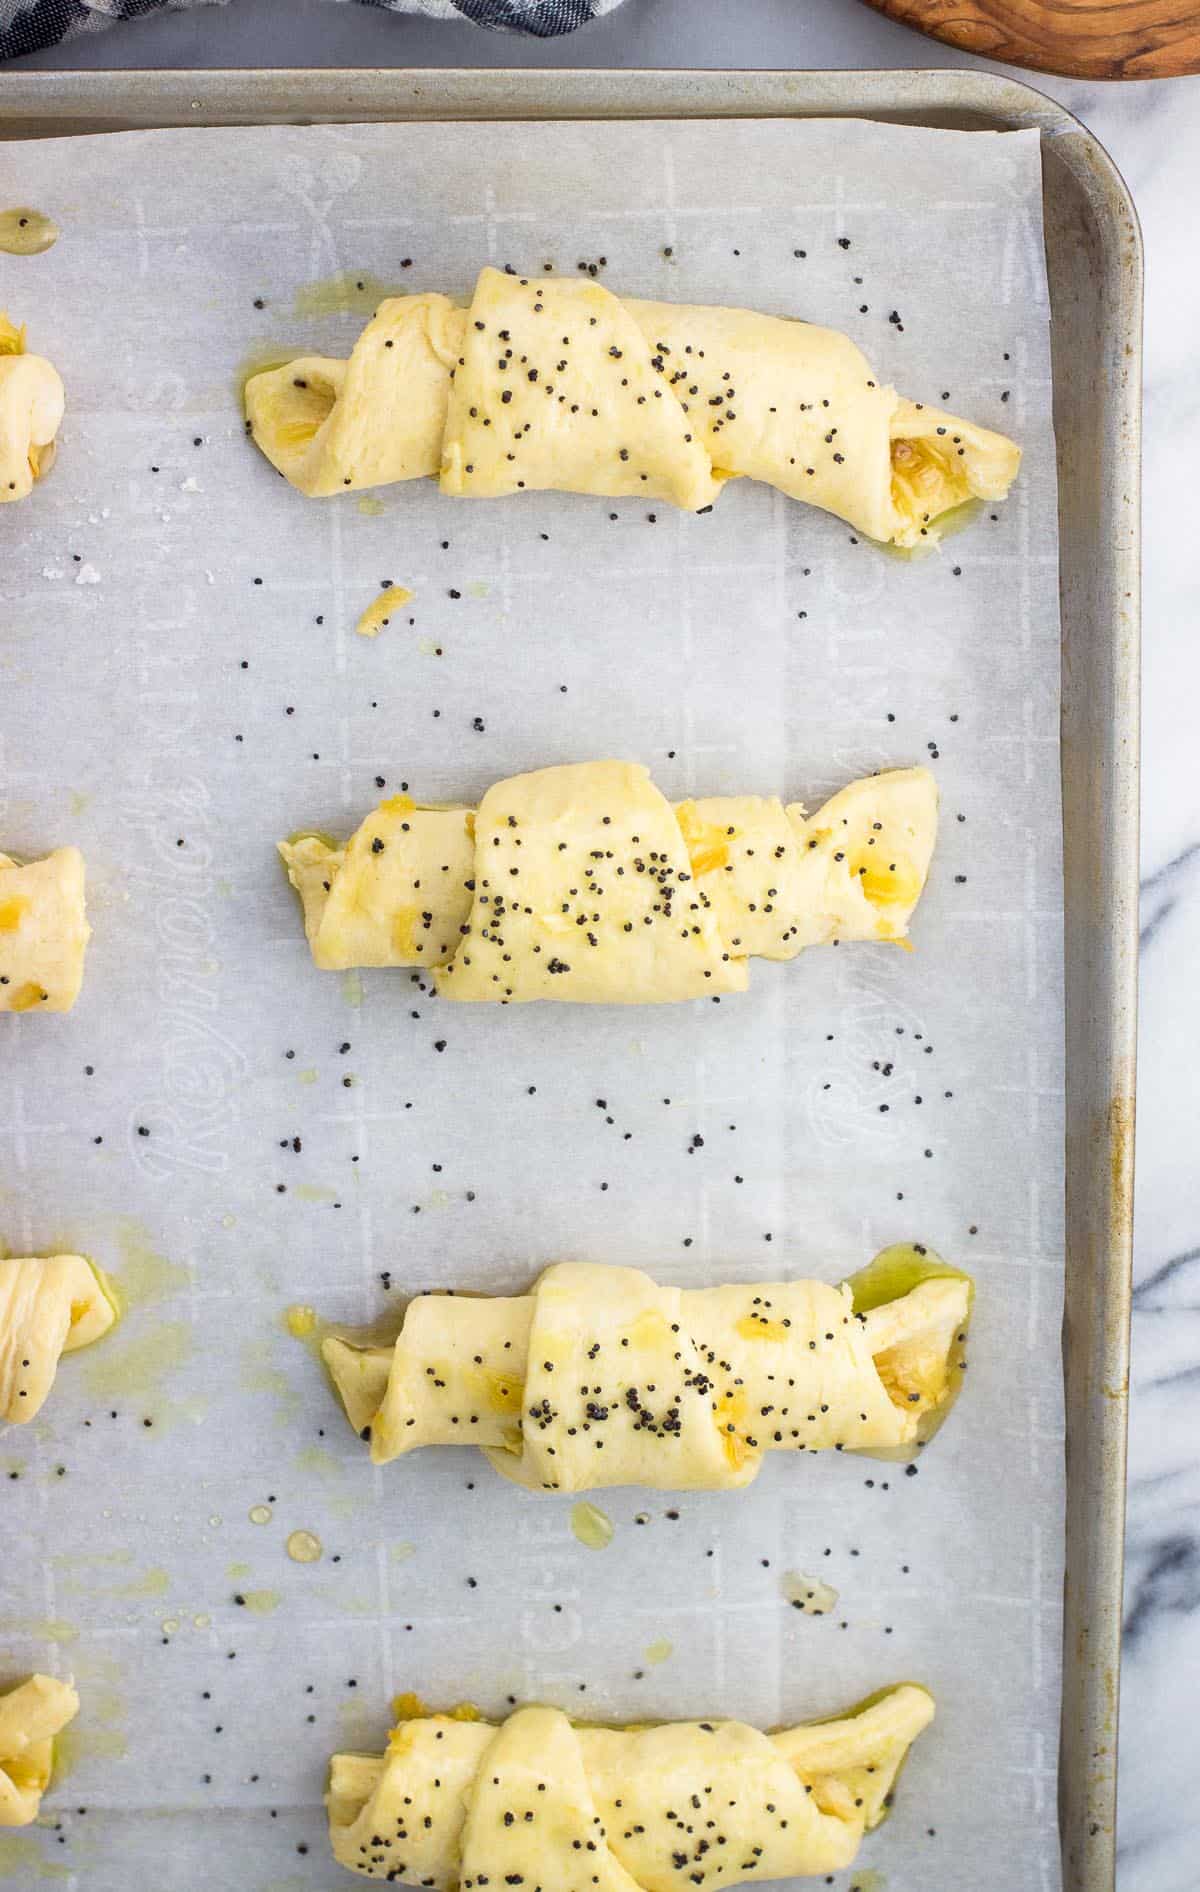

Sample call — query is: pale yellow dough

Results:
[323,1252,971,1490]
[0,1674,79,1827]
[0,314,64,503]
[328,1688,934,1887]
[0,1254,117,1422]
[245,267,1019,546]
[279,761,937,1005]
[0,847,90,1013]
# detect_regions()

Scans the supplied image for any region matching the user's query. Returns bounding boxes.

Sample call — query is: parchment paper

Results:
[0,117,1063,1892]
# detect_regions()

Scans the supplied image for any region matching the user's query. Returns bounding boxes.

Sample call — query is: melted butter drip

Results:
[281,1302,342,1369]
[570,1501,614,1551]
[284,1304,317,1339]
[249,1504,273,1525]
[0,209,59,256]
[292,271,406,319]
[295,1445,343,1482]
[240,1342,301,1427]
[115,1566,170,1599]
[783,1570,838,1616]
[643,1638,673,1667]
[83,1321,190,1400]
[0,1834,72,1880]
[234,1588,280,1615]
[55,1718,126,1771]
[2,1618,76,1644]
[286,1529,323,1564]
[112,1220,192,1309]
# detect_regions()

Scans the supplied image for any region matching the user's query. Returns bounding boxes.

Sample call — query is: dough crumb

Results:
[356,584,413,639]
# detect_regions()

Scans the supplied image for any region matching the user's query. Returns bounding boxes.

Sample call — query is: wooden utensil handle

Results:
[859,0,1200,79]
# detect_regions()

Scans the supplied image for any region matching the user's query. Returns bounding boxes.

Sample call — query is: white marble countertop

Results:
[12,4,1196,1887]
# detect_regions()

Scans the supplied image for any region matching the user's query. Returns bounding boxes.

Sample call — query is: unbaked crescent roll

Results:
[0,847,90,1013]
[280,760,936,1004]
[328,1687,934,1887]
[0,1674,79,1827]
[0,1255,117,1422]
[324,1247,971,1490]
[246,268,1019,547]
[0,314,64,503]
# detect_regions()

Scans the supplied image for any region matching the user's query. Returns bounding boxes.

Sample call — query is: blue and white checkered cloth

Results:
[1,0,626,61]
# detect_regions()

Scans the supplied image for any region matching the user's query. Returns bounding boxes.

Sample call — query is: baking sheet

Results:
[0,115,1064,1892]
